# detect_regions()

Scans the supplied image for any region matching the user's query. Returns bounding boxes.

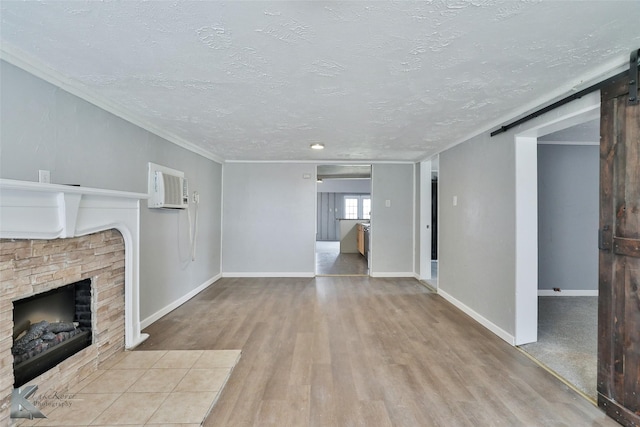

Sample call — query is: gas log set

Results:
[13,320,84,364]
[11,279,93,387]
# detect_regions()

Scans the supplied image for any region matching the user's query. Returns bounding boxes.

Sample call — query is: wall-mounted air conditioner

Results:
[148,162,188,209]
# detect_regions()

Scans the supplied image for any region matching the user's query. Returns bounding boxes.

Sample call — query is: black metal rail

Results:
[490,48,639,137]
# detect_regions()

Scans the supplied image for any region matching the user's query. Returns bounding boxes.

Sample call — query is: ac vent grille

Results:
[148,162,188,209]
[161,173,183,207]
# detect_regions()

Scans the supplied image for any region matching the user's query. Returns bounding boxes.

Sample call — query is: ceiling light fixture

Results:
[310,143,325,150]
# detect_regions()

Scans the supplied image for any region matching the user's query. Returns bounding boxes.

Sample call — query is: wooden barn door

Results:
[598,56,640,426]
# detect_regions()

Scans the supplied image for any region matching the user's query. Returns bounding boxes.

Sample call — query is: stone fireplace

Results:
[0,179,147,423]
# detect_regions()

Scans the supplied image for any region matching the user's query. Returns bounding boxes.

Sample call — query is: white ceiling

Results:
[1,1,639,162]
[538,118,600,143]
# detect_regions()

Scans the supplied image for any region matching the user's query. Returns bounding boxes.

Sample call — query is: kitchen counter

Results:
[357,222,370,258]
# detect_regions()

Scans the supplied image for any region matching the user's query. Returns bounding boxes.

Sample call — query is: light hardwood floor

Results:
[138,277,617,427]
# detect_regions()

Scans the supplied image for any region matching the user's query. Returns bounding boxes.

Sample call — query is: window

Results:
[344,197,359,219]
[343,195,371,219]
[362,197,371,219]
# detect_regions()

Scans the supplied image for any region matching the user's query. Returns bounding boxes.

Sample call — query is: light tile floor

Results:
[16,350,241,426]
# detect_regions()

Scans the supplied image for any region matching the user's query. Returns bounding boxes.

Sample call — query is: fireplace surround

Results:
[0,179,147,423]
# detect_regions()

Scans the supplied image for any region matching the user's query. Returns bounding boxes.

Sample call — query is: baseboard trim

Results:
[417,280,436,292]
[538,289,599,297]
[222,272,315,278]
[140,273,222,330]
[369,272,415,278]
[415,273,437,282]
[438,288,515,345]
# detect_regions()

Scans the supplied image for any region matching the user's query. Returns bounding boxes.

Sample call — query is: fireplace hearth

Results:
[12,279,93,387]
[0,179,147,424]
[1,230,127,422]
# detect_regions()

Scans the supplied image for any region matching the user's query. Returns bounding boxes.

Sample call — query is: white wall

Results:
[538,144,599,292]
[370,163,414,276]
[222,163,316,276]
[0,60,223,325]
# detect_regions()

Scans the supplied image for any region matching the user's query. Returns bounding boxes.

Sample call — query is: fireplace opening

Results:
[12,279,93,387]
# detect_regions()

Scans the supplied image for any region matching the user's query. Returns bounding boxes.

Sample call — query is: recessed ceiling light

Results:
[310,143,325,150]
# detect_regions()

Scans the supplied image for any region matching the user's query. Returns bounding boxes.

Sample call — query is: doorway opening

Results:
[315,165,371,276]
[430,164,439,286]
[514,97,600,402]
[420,157,439,288]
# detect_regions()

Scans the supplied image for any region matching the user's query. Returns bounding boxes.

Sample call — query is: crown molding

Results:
[0,44,224,164]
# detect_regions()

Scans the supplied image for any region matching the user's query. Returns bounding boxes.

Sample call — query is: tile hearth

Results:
[16,349,241,426]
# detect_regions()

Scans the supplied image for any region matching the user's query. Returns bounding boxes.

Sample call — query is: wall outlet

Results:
[39,170,51,184]
[192,191,200,204]
[453,196,458,206]
[385,199,391,208]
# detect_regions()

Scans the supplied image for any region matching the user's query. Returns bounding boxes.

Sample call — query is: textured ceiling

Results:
[1,1,639,162]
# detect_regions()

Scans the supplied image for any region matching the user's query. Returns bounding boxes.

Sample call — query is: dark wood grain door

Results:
[598,63,640,426]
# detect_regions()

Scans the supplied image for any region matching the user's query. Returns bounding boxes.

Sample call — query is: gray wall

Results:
[222,163,316,275]
[317,193,341,241]
[222,162,414,276]
[370,164,414,275]
[317,192,369,241]
[439,130,517,335]
[0,60,223,322]
[437,92,599,339]
[537,144,599,291]
[316,178,371,193]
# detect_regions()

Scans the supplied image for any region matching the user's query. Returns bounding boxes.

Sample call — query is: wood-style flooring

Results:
[315,241,369,276]
[138,277,617,426]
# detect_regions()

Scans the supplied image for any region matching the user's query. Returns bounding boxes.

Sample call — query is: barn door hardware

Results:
[491,48,640,136]
[598,225,611,251]
[629,48,639,105]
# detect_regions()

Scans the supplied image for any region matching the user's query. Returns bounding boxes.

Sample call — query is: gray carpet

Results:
[519,296,597,400]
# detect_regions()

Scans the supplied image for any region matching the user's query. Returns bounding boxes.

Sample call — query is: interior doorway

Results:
[430,167,439,284]
[420,157,439,288]
[514,92,600,347]
[315,164,371,276]
[519,119,600,401]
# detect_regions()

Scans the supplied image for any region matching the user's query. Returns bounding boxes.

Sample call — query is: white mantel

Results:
[0,179,149,349]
